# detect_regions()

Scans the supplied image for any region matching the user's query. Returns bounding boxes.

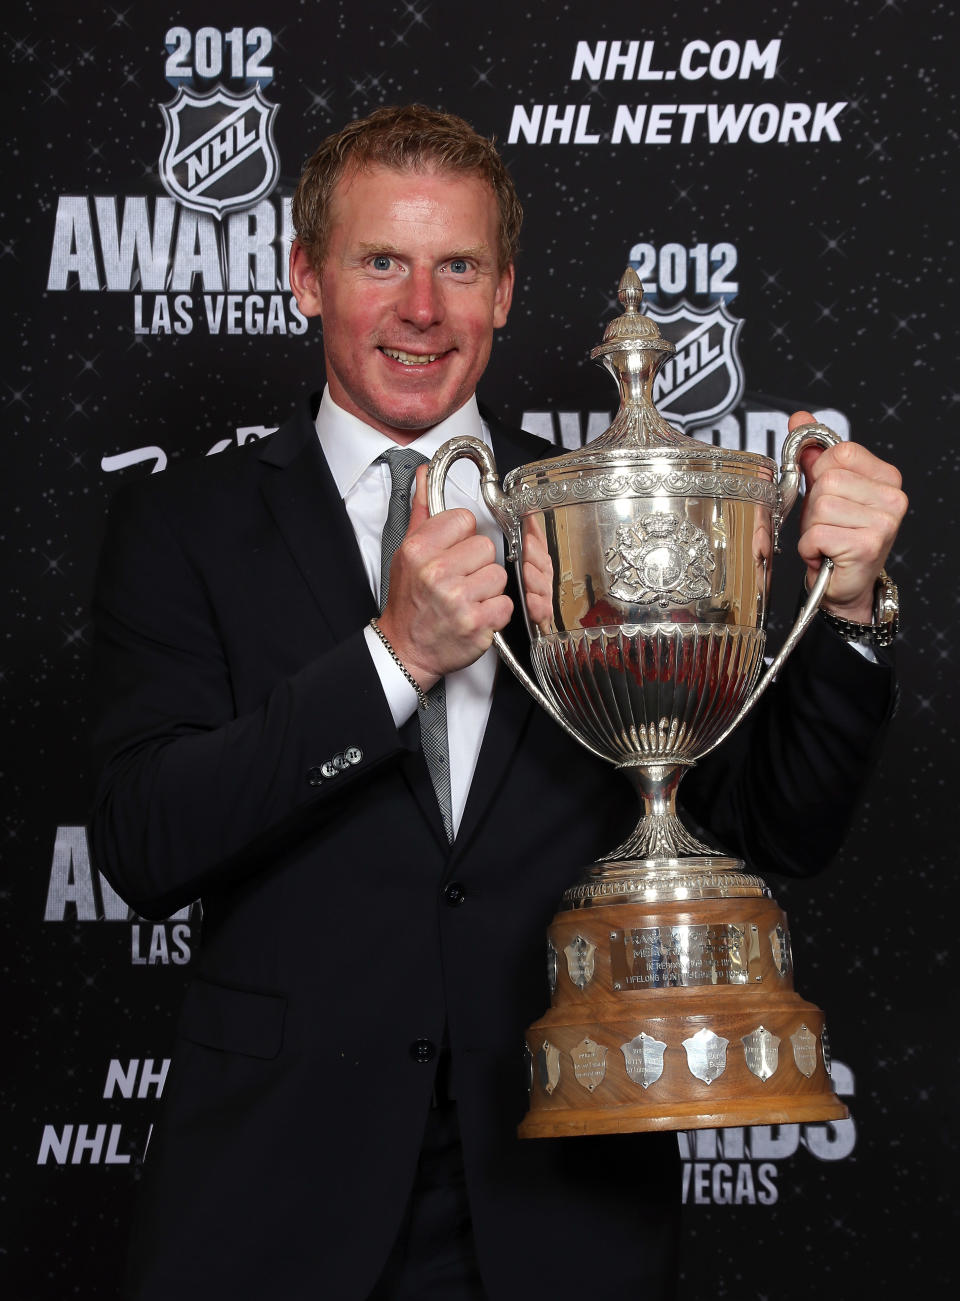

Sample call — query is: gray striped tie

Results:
[378,448,454,842]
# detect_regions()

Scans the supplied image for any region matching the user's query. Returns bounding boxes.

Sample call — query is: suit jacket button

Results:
[344,746,363,765]
[410,1038,436,1064]
[306,766,324,787]
[320,761,338,779]
[443,882,466,907]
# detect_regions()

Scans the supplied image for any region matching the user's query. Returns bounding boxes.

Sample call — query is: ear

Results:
[289,240,323,318]
[493,262,515,329]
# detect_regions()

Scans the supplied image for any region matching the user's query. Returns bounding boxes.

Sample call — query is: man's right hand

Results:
[376,465,512,691]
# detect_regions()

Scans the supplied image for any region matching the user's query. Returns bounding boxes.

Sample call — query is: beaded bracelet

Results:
[368,618,429,709]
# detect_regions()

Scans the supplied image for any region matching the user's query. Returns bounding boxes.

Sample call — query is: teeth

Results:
[382,348,442,365]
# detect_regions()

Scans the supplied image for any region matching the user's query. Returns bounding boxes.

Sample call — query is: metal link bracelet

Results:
[368,618,429,710]
[818,568,899,648]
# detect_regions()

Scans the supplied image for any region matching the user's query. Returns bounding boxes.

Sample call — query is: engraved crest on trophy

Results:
[604,512,715,605]
[429,268,850,1136]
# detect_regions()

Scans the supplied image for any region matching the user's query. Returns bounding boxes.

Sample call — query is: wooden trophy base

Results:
[520,890,847,1138]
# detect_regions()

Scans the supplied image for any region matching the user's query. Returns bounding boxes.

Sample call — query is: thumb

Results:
[406,463,430,534]
[789,409,824,483]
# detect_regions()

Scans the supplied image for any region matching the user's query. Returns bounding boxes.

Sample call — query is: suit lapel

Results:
[452,415,552,859]
[258,398,377,639]
[260,396,451,847]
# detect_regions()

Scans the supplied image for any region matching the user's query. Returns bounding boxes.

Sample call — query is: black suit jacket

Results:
[90,395,896,1300]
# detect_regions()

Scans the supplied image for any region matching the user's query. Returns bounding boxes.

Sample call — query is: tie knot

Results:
[379,447,428,497]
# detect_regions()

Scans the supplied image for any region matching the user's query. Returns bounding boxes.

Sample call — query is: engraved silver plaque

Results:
[572,1036,607,1092]
[682,1027,729,1084]
[610,923,762,989]
[790,1023,818,1078]
[537,1040,562,1095]
[620,1032,667,1088]
[546,938,558,995]
[770,922,793,977]
[564,934,597,990]
[742,1025,781,1081]
[821,1025,833,1077]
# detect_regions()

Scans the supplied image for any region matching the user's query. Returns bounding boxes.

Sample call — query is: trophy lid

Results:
[579,266,690,452]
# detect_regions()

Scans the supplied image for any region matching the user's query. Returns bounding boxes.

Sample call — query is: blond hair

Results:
[292,104,523,272]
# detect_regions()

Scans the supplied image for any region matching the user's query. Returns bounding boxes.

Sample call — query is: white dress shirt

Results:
[315,387,503,836]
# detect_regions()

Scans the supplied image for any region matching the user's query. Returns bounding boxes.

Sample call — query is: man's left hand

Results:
[793,409,907,622]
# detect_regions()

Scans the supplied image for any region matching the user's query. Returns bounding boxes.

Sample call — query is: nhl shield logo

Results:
[159,85,279,218]
[647,300,745,430]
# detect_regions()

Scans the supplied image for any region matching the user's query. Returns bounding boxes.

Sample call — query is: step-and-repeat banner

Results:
[5,2,955,1296]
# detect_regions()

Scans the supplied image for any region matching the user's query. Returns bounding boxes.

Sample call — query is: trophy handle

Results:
[698,420,842,761]
[775,420,841,543]
[427,437,610,762]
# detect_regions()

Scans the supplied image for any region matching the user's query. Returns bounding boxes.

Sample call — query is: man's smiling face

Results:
[290,164,514,445]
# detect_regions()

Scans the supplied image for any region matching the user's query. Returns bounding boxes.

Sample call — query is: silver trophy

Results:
[428,269,848,1134]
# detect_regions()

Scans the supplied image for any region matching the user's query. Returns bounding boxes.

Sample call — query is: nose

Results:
[396,266,444,330]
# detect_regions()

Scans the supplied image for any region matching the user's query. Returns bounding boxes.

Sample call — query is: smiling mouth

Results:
[380,347,448,366]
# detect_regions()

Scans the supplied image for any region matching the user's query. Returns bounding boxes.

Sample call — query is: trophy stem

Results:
[600,762,719,863]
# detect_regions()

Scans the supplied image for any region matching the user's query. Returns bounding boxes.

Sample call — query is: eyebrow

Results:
[355,241,493,262]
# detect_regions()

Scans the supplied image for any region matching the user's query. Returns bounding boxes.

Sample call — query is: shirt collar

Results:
[315,386,490,500]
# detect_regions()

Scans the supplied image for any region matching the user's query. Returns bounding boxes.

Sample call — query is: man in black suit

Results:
[90,105,906,1300]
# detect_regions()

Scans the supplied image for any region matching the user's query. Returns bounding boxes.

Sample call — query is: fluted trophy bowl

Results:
[428,269,848,1135]
[428,267,838,904]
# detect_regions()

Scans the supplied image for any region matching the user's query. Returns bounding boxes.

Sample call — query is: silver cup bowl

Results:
[428,269,838,904]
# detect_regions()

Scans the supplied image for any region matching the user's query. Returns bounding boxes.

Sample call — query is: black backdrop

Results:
[4,2,957,1296]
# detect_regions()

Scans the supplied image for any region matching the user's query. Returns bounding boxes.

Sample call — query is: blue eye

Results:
[448,258,469,275]
[371,255,392,271]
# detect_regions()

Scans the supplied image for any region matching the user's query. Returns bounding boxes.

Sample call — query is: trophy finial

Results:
[618,265,644,313]
[593,266,672,353]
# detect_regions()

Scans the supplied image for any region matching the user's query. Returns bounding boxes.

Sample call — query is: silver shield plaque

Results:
[790,1023,818,1078]
[682,1027,729,1084]
[537,1040,562,1095]
[546,938,559,995]
[564,934,597,990]
[770,922,793,977]
[742,1026,781,1082]
[572,1037,607,1092]
[821,1025,833,1077]
[620,1032,667,1088]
